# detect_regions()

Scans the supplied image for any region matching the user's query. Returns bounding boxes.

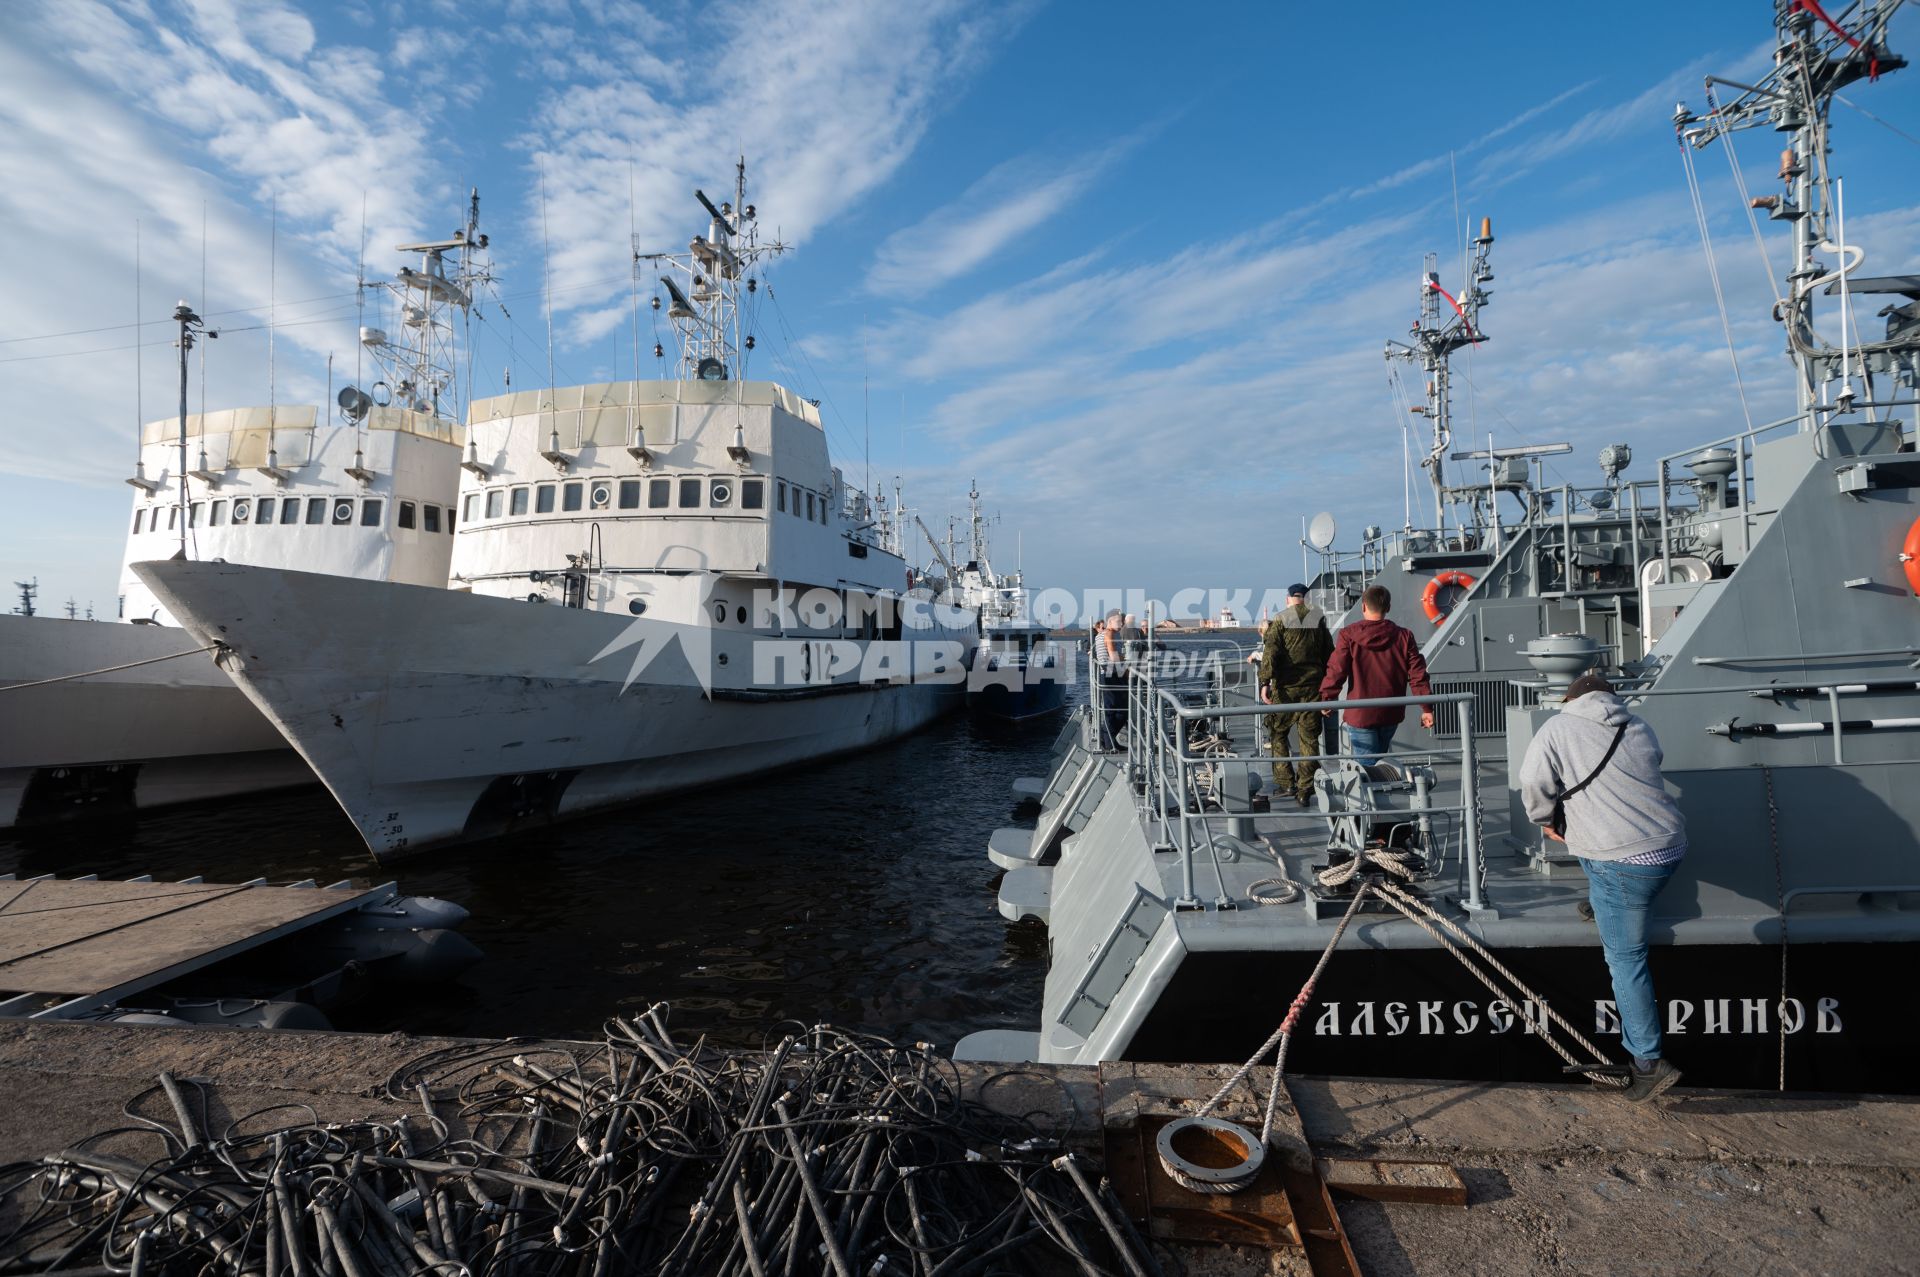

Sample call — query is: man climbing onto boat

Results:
[1259,584,1333,806]
[1520,672,1688,1103]
[1316,585,1433,765]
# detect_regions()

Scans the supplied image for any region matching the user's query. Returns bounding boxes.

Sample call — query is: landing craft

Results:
[961,0,1920,1093]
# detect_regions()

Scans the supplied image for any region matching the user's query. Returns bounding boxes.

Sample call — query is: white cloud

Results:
[867,141,1131,297]
[519,0,1036,337]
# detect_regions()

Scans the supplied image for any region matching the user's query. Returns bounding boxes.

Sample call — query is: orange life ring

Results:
[1901,516,1920,596]
[1421,570,1477,623]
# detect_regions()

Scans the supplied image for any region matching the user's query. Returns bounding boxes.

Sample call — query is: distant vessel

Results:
[139,165,980,859]
[0,199,486,828]
[948,481,1067,722]
[962,0,1920,1093]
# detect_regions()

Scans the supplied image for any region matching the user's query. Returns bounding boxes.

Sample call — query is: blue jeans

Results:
[1582,857,1677,1064]
[1343,722,1398,765]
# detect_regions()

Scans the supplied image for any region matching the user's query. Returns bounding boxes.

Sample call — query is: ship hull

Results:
[134,561,969,859]
[1126,939,1913,1094]
[967,676,1068,723]
[0,614,309,828]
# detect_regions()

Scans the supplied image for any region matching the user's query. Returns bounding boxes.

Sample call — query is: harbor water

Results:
[0,664,1187,1047]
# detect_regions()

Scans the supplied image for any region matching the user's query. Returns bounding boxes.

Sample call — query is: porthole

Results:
[736,605,747,624]
[628,599,648,616]
[332,500,354,524]
[232,500,252,524]
[590,484,612,508]
[710,481,732,506]
[714,602,728,622]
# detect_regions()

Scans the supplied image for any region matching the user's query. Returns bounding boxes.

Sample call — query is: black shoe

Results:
[1577,901,1594,922]
[1295,792,1313,809]
[1621,1058,1680,1103]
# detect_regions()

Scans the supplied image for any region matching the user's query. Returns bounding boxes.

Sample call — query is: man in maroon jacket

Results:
[1318,585,1434,765]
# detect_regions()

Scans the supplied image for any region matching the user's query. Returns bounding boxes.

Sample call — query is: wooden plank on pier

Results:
[0,878,381,1003]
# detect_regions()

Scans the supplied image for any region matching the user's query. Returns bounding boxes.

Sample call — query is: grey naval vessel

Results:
[961,0,1920,1094]
[0,201,486,828]
[947,480,1070,723]
[137,166,980,860]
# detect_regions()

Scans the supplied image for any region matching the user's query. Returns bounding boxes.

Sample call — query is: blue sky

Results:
[3,0,1917,618]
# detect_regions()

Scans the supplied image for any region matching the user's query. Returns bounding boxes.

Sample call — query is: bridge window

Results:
[399,501,417,529]
[742,479,764,510]
[562,481,583,512]
[131,509,143,534]
[210,500,226,527]
[678,477,701,508]
[649,477,670,508]
[510,487,530,516]
[444,506,456,531]
[805,491,815,521]
[361,499,383,527]
[189,501,203,527]
[165,506,176,530]
[256,497,276,525]
[462,493,477,523]
[485,489,503,519]
[423,504,441,533]
[619,479,641,509]
[304,497,326,525]
[282,500,301,525]
[535,483,555,514]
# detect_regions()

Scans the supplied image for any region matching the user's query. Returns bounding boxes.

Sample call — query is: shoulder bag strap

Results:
[1561,721,1630,803]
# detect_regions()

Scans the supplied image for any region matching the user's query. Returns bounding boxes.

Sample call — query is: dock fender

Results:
[1901,516,1920,596]
[1421,570,1477,623]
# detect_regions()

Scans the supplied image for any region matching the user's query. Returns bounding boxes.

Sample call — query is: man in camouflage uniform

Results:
[1259,584,1334,806]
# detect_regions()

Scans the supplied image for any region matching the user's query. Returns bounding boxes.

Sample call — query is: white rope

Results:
[0,643,218,692]
[1245,835,1301,905]
[1371,879,1624,1087]
[1704,84,1784,309]
[1678,137,1757,432]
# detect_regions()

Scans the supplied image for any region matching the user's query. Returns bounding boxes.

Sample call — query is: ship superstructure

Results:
[0,201,486,827]
[962,0,1920,1093]
[137,165,980,858]
[949,481,1067,721]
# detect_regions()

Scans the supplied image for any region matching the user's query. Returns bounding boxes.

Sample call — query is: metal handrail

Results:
[1120,669,1486,912]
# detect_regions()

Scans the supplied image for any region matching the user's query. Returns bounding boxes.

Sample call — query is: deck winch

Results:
[1312,757,1439,879]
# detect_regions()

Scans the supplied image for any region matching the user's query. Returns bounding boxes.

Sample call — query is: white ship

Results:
[945,481,1067,722]
[0,203,487,828]
[137,166,980,859]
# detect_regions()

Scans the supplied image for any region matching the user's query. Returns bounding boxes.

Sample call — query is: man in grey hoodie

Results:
[1520,673,1688,1102]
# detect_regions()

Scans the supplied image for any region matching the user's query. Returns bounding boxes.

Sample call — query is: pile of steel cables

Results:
[0,1006,1164,1275]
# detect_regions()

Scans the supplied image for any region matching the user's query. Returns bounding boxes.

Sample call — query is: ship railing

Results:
[1124,674,1487,913]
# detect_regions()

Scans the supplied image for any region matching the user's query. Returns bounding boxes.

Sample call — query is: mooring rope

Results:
[1163,847,1631,1194]
[0,643,218,692]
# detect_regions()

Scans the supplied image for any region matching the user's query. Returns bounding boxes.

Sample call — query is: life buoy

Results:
[1421,570,1477,623]
[1901,516,1920,597]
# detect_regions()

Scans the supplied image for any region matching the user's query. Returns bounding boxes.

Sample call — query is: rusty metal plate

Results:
[1105,1112,1303,1249]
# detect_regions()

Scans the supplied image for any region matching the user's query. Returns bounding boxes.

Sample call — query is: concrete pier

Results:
[2,1020,1916,1274]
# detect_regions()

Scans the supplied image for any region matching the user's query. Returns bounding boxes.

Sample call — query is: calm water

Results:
[0,696,1084,1048]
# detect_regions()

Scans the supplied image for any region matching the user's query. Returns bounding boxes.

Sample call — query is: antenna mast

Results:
[1677,0,1910,428]
[642,161,783,381]
[1384,219,1495,529]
